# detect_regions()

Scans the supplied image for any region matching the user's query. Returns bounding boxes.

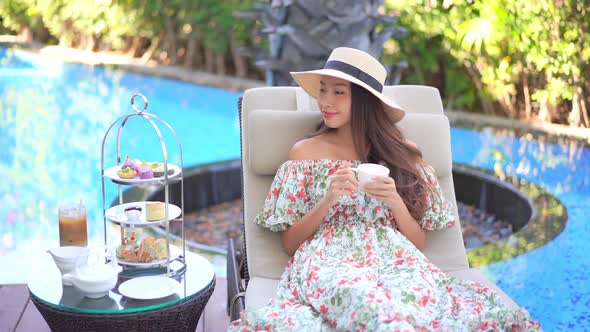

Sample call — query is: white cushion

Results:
[248,110,321,176]
[239,85,521,315]
[245,277,280,310]
[248,111,451,178]
[383,85,445,114]
[398,114,452,178]
[241,86,469,281]
[295,88,321,112]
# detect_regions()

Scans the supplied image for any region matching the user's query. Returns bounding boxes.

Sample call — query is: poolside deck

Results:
[0,278,230,332]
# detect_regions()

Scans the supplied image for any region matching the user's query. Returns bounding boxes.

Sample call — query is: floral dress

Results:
[229,160,541,332]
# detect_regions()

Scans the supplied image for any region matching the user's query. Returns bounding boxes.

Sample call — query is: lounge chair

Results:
[227,85,519,322]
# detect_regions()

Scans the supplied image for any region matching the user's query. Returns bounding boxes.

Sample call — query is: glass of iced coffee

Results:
[58,202,88,247]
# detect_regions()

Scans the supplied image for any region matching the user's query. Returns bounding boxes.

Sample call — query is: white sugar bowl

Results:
[62,262,122,298]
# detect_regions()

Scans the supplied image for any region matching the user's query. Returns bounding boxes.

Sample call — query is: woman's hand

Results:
[283,162,358,256]
[363,176,402,210]
[364,176,427,250]
[323,161,358,206]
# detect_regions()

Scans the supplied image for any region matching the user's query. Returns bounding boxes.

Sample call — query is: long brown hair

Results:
[312,83,436,221]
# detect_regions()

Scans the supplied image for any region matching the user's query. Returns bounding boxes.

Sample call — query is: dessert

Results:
[152,239,167,259]
[122,155,141,172]
[117,167,137,179]
[150,162,175,177]
[127,232,138,246]
[137,236,156,262]
[124,206,142,221]
[117,245,138,262]
[115,157,175,180]
[138,166,154,179]
[116,232,139,262]
[145,202,166,221]
[116,236,169,263]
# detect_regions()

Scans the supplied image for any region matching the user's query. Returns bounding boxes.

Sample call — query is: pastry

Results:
[142,236,155,246]
[122,155,140,172]
[116,244,125,257]
[116,232,139,261]
[127,232,138,246]
[117,236,171,263]
[150,162,175,177]
[117,244,138,262]
[117,167,137,179]
[145,202,166,221]
[137,237,156,262]
[138,166,154,179]
[152,239,167,259]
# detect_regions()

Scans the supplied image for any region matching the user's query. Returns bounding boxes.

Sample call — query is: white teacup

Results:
[350,163,390,190]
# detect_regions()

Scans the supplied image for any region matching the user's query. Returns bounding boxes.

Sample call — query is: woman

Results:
[229,47,540,331]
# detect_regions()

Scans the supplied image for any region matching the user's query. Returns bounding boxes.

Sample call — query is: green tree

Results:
[385,0,590,127]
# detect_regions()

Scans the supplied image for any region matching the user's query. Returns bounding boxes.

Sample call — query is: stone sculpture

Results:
[239,0,407,86]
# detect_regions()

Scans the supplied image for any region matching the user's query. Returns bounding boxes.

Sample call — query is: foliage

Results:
[1,0,257,75]
[2,0,589,126]
[384,0,590,127]
[0,0,42,33]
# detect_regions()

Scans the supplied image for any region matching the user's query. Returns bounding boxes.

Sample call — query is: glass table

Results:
[28,250,215,332]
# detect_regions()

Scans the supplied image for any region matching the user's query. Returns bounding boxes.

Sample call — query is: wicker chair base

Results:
[30,278,215,332]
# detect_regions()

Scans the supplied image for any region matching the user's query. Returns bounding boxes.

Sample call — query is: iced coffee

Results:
[58,204,88,246]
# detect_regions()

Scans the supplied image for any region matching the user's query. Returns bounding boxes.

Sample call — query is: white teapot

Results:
[47,246,90,286]
[63,247,122,298]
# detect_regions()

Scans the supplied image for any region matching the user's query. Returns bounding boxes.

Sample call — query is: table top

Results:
[28,250,215,314]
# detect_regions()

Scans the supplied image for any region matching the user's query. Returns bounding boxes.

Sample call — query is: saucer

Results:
[118,276,179,300]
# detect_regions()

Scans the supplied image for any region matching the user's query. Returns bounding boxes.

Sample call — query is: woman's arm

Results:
[387,192,426,250]
[363,176,426,250]
[281,143,358,255]
[281,196,333,256]
[281,164,358,256]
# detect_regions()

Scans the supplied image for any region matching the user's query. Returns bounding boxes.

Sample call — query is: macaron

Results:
[138,166,154,179]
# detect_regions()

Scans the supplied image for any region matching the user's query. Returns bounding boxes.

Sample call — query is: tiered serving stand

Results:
[100,93,186,278]
[28,95,216,331]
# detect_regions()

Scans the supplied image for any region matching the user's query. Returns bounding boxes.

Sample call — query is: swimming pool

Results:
[0,47,241,281]
[1,47,588,330]
[451,127,589,331]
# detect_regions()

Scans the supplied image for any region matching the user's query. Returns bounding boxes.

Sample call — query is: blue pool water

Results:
[451,128,590,331]
[0,47,240,279]
[1,47,589,330]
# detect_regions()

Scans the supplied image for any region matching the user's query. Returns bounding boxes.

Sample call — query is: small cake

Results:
[137,237,156,262]
[145,202,166,221]
[151,239,167,259]
[115,244,125,257]
[127,232,138,246]
[117,167,137,179]
[150,163,175,177]
[117,244,138,262]
[142,236,155,245]
[138,166,154,179]
[122,155,140,172]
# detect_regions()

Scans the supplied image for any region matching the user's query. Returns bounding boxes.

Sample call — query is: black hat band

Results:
[323,60,383,92]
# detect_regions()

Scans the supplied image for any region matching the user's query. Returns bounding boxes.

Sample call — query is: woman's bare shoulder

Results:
[288,136,327,160]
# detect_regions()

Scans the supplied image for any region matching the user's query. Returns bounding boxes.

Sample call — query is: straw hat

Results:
[290,47,404,122]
